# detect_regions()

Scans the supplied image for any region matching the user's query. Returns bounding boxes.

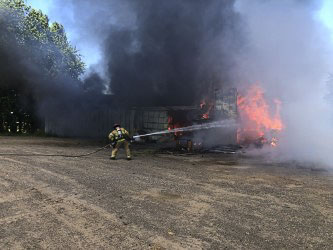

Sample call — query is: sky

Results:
[27,0,333,68]
[27,0,101,68]
[319,0,333,39]
[27,0,51,13]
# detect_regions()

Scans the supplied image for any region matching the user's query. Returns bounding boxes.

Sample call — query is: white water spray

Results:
[133,119,237,139]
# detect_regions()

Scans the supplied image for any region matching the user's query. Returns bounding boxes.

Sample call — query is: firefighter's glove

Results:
[111,142,116,148]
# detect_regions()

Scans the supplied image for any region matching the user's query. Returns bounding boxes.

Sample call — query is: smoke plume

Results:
[49,0,243,106]
[234,0,333,168]
[0,11,77,120]
[0,3,109,133]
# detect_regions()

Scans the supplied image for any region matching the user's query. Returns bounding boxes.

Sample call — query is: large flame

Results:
[237,84,283,146]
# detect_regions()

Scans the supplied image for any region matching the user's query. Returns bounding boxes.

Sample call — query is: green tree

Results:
[0,0,85,133]
[0,0,84,78]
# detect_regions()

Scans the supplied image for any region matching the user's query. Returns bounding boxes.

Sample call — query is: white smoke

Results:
[234,0,333,168]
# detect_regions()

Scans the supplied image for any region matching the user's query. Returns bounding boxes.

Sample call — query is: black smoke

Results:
[49,0,243,106]
[106,0,242,106]
[1,0,244,134]
[0,7,106,133]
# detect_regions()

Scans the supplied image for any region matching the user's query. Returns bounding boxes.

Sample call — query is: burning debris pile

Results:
[152,88,239,152]
[160,84,284,152]
[237,84,284,147]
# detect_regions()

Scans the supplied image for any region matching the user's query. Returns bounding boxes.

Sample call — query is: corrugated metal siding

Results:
[45,100,238,143]
[45,107,170,138]
[142,110,168,131]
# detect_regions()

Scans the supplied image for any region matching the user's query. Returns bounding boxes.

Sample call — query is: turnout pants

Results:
[111,140,131,159]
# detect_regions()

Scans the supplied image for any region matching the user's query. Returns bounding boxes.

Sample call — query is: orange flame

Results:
[237,84,283,145]
[168,116,183,136]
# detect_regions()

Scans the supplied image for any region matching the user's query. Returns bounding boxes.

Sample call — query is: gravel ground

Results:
[0,136,332,249]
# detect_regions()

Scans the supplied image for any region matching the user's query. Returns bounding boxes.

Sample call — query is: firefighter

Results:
[109,124,132,160]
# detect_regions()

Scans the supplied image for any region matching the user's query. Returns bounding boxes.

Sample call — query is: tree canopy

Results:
[0,0,84,79]
[0,0,85,133]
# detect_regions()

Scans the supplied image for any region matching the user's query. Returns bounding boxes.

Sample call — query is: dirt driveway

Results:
[0,137,332,249]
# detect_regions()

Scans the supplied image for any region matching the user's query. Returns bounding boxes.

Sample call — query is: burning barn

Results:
[45,88,239,149]
[44,83,285,151]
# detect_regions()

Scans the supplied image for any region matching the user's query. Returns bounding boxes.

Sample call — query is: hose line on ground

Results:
[0,144,112,158]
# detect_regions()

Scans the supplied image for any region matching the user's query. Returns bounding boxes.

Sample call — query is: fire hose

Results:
[0,144,112,158]
[133,119,236,138]
[0,120,236,158]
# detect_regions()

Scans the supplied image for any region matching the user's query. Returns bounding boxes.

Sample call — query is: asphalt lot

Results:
[0,136,332,249]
